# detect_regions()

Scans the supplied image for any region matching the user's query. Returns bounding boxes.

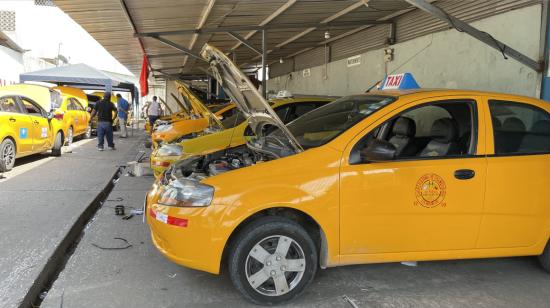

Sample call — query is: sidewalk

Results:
[0,131,148,308]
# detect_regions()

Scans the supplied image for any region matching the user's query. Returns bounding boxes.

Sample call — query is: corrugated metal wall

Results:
[269,0,542,78]
[294,46,327,70]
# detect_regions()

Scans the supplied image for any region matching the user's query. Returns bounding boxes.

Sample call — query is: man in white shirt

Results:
[147,96,161,128]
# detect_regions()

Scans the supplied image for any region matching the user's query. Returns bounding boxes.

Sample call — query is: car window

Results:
[274,105,291,122]
[20,97,44,116]
[0,97,21,113]
[350,100,476,164]
[219,107,235,119]
[221,110,245,129]
[50,90,63,109]
[71,98,84,111]
[287,103,319,122]
[489,100,550,155]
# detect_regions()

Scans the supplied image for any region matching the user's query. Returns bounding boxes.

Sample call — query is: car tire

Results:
[51,131,63,157]
[227,216,318,305]
[0,138,16,172]
[538,239,550,272]
[66,126,73,145]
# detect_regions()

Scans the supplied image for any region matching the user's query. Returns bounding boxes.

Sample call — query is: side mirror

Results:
[86,107,92,113]
[360,139,396,162]
[46,112,55,121]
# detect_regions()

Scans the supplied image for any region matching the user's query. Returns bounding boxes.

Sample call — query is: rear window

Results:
[50,90,63,109]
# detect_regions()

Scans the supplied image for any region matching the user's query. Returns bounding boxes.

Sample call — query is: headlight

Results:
[158,178,214,207]
[155,124,173,132]
[157,144,183,156]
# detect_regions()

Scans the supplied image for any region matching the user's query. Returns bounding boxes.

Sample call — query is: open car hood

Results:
[200,44,303,154]
[174,80,224,130]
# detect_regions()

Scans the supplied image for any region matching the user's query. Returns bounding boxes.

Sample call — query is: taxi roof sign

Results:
[380,73,420,90]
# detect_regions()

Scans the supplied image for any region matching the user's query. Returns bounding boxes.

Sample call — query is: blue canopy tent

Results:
[20,63,140,134]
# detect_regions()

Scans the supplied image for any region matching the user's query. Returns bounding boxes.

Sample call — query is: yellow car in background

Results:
[51,86,91,144]
[150,96,333,177]
[146,45,550,305]
[0,86,63,172]
[150,81,235,149]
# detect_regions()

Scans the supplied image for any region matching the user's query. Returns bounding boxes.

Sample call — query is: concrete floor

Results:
[0,132,147,308]
[41,165,550,307]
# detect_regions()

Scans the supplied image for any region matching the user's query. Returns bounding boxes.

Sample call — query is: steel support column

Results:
[541,1,550,100]
[404,0,542,72]
[261,30,267,98]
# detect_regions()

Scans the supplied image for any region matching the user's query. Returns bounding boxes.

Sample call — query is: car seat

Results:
[420,118,460,157]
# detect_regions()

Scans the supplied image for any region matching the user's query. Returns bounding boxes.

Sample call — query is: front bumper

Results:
[146,187,224,274]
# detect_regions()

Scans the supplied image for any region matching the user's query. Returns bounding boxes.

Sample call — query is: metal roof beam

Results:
[230,0,297,51]
[227,32,262,55]
[404,0,542,72]
[148,53,185,59]
[136,20,392,37]
[149,35,206,63]
[183,0,216,67]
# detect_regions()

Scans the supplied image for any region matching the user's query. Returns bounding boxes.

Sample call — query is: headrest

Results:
[502,117,526,132]
[492,117,502,130]
[430,118,458,143]
[532,120,550,134]
[392,117,416,137]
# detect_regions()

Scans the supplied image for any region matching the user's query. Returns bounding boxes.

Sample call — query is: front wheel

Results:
[539,240,550,272]
[0,138,16,172]
[227,216,318,305]
[51,131,63,156]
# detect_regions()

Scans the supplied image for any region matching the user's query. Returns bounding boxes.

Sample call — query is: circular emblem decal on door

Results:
[414,173,446,208]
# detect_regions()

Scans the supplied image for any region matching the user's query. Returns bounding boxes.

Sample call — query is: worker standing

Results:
[116,93,129,138]
[90,92,117,151]
[147,96,161,128]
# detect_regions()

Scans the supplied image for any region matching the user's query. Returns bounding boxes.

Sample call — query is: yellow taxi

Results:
[144,96,189,134]
[51,86,91,144]
[150,96,333,177]
[146,45,550,305]
[0,85,63,172]
[149,81,233,149]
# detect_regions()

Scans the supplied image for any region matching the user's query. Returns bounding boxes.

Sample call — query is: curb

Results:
[19,167,123,308]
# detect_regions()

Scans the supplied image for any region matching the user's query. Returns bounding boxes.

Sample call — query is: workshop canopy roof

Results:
[19,63,136,92]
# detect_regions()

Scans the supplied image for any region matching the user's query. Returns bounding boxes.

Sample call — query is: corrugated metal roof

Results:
[52,0,541,79]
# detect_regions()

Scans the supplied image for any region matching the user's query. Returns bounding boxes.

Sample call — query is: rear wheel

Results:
[539,239,550,272]
[51,131,63,156]
[0,138,16,172]
[227,216,318,305]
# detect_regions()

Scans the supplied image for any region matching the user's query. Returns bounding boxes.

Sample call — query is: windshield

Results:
[221,110,245,129]
[270,95,396,149]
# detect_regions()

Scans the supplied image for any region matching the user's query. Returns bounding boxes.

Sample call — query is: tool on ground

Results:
[115,205,125,216]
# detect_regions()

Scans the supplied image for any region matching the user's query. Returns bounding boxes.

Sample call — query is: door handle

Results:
[9,117,16,122]
[454,169,475,180]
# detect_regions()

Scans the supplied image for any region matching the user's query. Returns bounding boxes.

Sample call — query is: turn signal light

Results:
[54,113,64,120]
[152,161,171,167]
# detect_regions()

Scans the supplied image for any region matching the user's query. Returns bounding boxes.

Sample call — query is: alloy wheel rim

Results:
[3,143,14,167]
[244,235,306,297]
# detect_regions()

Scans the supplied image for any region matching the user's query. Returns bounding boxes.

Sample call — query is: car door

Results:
[19,97,50,151]
[66,98,77,133]
[76,99,89,134]
[70,98,83,134]
[339,96,487,256]
[1,96,34,154]
[477,97,550,249]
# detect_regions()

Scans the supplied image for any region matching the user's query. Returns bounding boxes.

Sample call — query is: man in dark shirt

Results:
[90,92,117,151]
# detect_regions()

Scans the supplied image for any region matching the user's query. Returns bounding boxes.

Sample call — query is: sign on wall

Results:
[302,68,311,78]
[346,55,361,67]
